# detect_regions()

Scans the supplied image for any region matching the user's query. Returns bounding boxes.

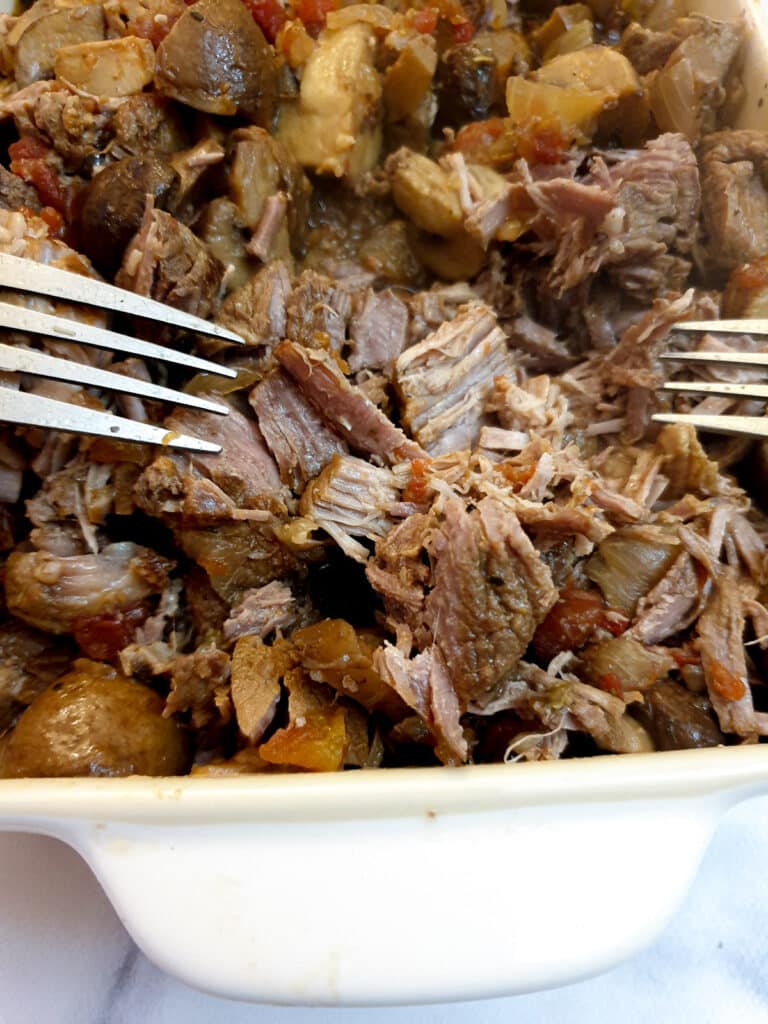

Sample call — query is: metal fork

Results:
[654,319,768,439]
[0,253,244,454]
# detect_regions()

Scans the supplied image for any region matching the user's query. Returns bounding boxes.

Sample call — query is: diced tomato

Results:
[402,457,431,504]
[72,606,148,662]
[671,649,700,668]
[242,0,286,43]
[453,117,505,152]
[9,137,71,216]
[450,16,473,43]
[517,124,568,166]
[499,462,536,489]
[597,672,624,698]
[36,206,65,237]
[533,587,607,663]
[295,0,337,36]
[602,613,629,637]
[709,661,746,702]
[9,136,48,162]
[408,7,438,33]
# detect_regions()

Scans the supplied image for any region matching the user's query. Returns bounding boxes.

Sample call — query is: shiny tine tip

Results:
[0,388,221,452]
[652,412,768,440]
[673,319,768,336]
[0,252,244,345]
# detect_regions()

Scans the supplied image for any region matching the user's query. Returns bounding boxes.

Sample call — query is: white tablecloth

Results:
[0,795,766,1023]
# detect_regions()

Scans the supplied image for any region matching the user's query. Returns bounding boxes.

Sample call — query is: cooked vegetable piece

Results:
[54,36,156,97]
[259,705,347,771]
[10,0,106,88]
[155,0,278,124]
[0,661,190,778]
[76,156,179,273]
[277,23,382,180]
[635,680,725,750]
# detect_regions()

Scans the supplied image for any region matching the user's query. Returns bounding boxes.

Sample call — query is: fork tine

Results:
[0,252,244,345]
[662,381,768,401]
[0,387,221,452]
[0,301,237,378]
[673,319,768,336]
[660,350,768,368]
[652,412,768,439]
[0,344,229,415]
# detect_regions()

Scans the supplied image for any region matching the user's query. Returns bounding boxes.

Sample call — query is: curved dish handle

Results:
[66,794,722,1005]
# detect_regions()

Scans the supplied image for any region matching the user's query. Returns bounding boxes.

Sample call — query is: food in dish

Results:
[0,0,766,776]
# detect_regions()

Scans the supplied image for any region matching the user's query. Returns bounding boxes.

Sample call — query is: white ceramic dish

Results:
[1,0,768,1007]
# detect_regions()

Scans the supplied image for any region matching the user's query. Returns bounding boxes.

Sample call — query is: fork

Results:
[0,253,244,454]
[654,318,768,440]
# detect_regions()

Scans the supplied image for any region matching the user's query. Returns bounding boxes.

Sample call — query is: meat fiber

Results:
[395,302,516,455]
[348,289,409,373]
[700,131,768,275]
[300,455,399,563]
[425,495,557,708]
[275,340,424,463]
[696,572,765,737]
[117,204,224,319]
[223,581,299,642]
[374,643,467,764]
[249,370,348,491]
[215,260,291,350]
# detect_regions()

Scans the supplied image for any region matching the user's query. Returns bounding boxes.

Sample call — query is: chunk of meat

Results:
[19,82,113,172]
[648,16,743,143]
[0,164,40,211]
[223,581,299,642]
[700,131,768,275]
[249,370,348,491]
[165,645,231,730]
[620,21,687,74]
[300,455,399,563]
[285,269,355,353]
[630,553,703,644]
[696,573,763,738]
[164,403,288,514]
[374,643,467,765]
[395,302,516,455]
[185,512,302,601]
[366,511,435,628]
[230,635,291,743]
[116,205,224,319]
[348,289,409,373]
[425,495,557,708]
[600,133,699,300]
[216,260,291,350]
[4,542,172,635]
[487,373,572,448]
[275,340,424,463]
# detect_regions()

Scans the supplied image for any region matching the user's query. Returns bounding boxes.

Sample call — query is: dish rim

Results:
[0,746,765,825]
